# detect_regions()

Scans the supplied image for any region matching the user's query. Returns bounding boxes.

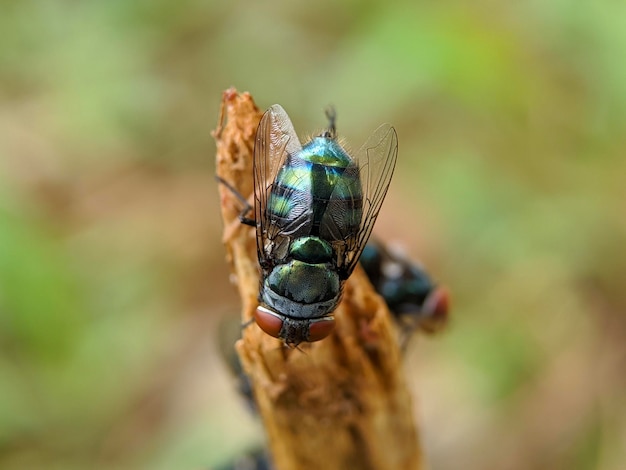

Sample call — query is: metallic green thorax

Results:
[290,236,333,263]
[262,235,341,319]
[268,261,339,304]
[267,236,337,308]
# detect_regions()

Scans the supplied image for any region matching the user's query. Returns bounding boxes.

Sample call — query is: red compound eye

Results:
[307,317,336,342]
[420,287,450,334]
[254,306,284,339]
[432,287,450,318]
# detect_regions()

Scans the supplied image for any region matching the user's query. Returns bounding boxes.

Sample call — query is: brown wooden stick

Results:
[213,88,423,470]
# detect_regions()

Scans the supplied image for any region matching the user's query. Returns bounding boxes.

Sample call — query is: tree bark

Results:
[213,88,423,470]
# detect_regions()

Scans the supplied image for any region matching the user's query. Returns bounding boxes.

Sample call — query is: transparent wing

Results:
[342,124,398,277]
[253,105,302,268]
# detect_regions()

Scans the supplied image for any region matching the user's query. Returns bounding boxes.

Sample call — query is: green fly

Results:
[228,104,397,346]
[360,239,450,349]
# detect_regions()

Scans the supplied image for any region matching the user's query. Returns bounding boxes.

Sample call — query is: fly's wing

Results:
[253,105,302,269]
[342,124,398,277]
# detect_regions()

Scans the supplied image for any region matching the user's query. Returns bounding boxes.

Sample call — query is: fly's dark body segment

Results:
[360,239,450,347]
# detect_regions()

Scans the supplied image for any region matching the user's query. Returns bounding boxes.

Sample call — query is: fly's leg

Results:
[216,176,255,227]
[241,317,256,329]
[323,106,337,139]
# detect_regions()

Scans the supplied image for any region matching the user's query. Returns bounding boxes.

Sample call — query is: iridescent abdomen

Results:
[267,137,362,241]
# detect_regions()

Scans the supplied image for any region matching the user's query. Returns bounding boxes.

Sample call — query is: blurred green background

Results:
[1,0,625,469]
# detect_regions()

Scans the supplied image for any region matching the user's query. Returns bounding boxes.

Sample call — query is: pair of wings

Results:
[253,104,398,279]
